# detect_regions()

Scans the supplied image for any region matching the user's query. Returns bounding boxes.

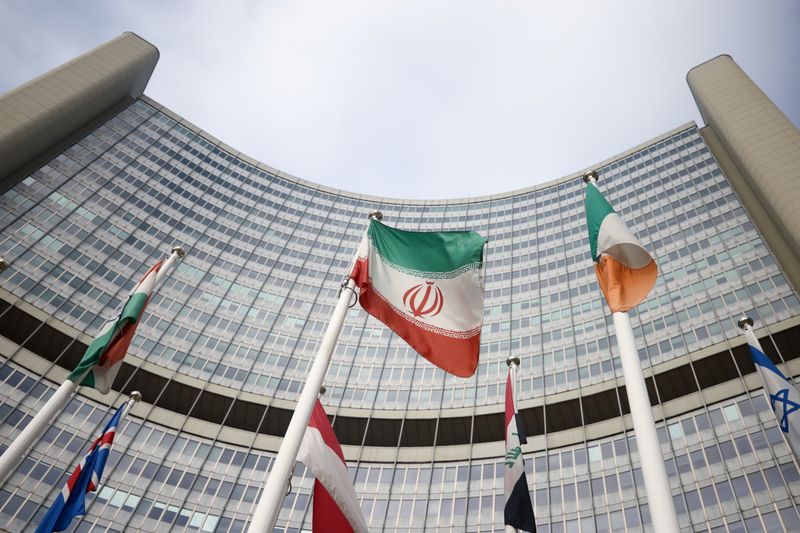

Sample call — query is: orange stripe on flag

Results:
[595,255,657,313]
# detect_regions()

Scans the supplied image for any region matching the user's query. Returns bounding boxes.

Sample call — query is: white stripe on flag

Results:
[297,427,368,533]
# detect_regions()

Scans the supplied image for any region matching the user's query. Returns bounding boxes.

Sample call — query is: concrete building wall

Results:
[688,55,800,280]
[0,32,158,192]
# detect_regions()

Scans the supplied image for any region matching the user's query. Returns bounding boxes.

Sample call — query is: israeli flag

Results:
[743,322,800,462]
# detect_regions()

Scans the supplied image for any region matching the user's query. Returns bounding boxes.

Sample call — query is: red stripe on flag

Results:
[309,400,344,462]
[64,463,83,493]
[505,370,513,429]
[97,429,116,448]
[99,297,150,367]
[352,257,480,377]
[359,290,479,377]
[137,260,163,284]
[313,480,354,533]
[309,400,359,532]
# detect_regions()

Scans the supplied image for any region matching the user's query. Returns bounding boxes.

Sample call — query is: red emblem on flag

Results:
[403,281,444,318]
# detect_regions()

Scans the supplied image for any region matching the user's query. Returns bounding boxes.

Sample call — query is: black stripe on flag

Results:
[515,412,528,445]
[504,471,536,531]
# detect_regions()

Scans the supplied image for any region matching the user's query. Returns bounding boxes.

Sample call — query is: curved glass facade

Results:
[1,96,800,532]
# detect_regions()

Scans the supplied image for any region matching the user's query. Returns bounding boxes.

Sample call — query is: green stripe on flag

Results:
[368,220,486,273]
[584,184,615,262]
[68,291,149,385]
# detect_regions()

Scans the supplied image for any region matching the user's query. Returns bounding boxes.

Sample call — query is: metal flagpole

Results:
[0,246,184,485]
[582,171,679,532]
[246,212,379,533]
[612,311,679,532]
[114,390,142,443]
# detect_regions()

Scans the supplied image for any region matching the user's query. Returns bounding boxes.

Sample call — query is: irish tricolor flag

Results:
[351,219,487,378]
[584,180,657,312]
[68,260,164,393]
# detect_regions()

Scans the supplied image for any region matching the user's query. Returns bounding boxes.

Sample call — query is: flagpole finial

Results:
[368,210,383,221]
[171,245,186,258]
[506,356,521,367]
[130,391,142,402]
[0,257,8,273]
[737,316,754,330]
[582,170,598,184]
[319,386,326,396]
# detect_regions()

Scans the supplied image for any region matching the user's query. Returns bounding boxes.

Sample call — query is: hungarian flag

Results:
[584,181,657,312]
[504,370,536,532]
[35,403,126,533]
[297,400,368,533]
[743,325,800,462]
[351,219,487,377]
[68,260,164,393]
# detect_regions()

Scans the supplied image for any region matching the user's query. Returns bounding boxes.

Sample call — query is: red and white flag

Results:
[350,219,487,377]
[297,400,368,533]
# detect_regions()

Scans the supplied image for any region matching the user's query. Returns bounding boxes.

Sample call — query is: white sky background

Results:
[1,1,798,200]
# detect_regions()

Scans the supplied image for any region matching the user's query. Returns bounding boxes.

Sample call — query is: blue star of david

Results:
[769,388,800,433]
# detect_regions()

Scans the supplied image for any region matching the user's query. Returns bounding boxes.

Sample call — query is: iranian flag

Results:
[350,219,487,378]
[584,181,657,312]
[297,400,368,533]
[68,260,164,393]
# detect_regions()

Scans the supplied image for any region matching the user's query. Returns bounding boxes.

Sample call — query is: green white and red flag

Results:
[68,260,164,393]
[350,219,487,377]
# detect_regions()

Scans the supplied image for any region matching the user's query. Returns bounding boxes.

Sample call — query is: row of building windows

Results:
[1,101,797,413]
[1,360,799,531]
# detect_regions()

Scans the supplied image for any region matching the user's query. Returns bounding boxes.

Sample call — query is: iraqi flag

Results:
[68,260,164,393]
[350,219,487,377]
[584,180,657,313]
[35,403,126,533]
[743,325,800,462]
[504,369,536,532]
[296,400,368,533]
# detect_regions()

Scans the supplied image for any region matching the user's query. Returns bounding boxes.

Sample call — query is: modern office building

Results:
[1,32,800,532]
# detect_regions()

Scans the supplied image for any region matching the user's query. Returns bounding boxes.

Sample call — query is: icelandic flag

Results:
[296,399,368,533]
[744,326,800,462]
[504,369,536,532]
[35,403,126,533]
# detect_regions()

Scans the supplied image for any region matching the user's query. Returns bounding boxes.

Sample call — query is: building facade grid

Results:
[0,85,798,532]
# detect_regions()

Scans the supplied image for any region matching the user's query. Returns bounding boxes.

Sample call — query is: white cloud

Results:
[1,0,798,199]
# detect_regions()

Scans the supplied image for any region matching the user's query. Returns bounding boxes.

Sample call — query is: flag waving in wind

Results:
[351,219,487,377]
[35,403,126,533]
[504,368,536,532]
[297,400,368,533]
[68,260,164,393]
[584,180,657,312]
[742,320,800,462]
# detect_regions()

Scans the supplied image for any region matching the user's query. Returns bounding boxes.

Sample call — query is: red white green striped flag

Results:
[584,181,657,312]
[68,260,164,393]
[351,220,487,377]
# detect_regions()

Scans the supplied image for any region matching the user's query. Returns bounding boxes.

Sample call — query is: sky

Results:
[1,1,798,200]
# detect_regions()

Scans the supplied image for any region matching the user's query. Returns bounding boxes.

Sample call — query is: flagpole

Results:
[613,312,680,532]
[155,246,185,285]
[0,247,183,486]
[246,212,379,533]
[582,171,679,533]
